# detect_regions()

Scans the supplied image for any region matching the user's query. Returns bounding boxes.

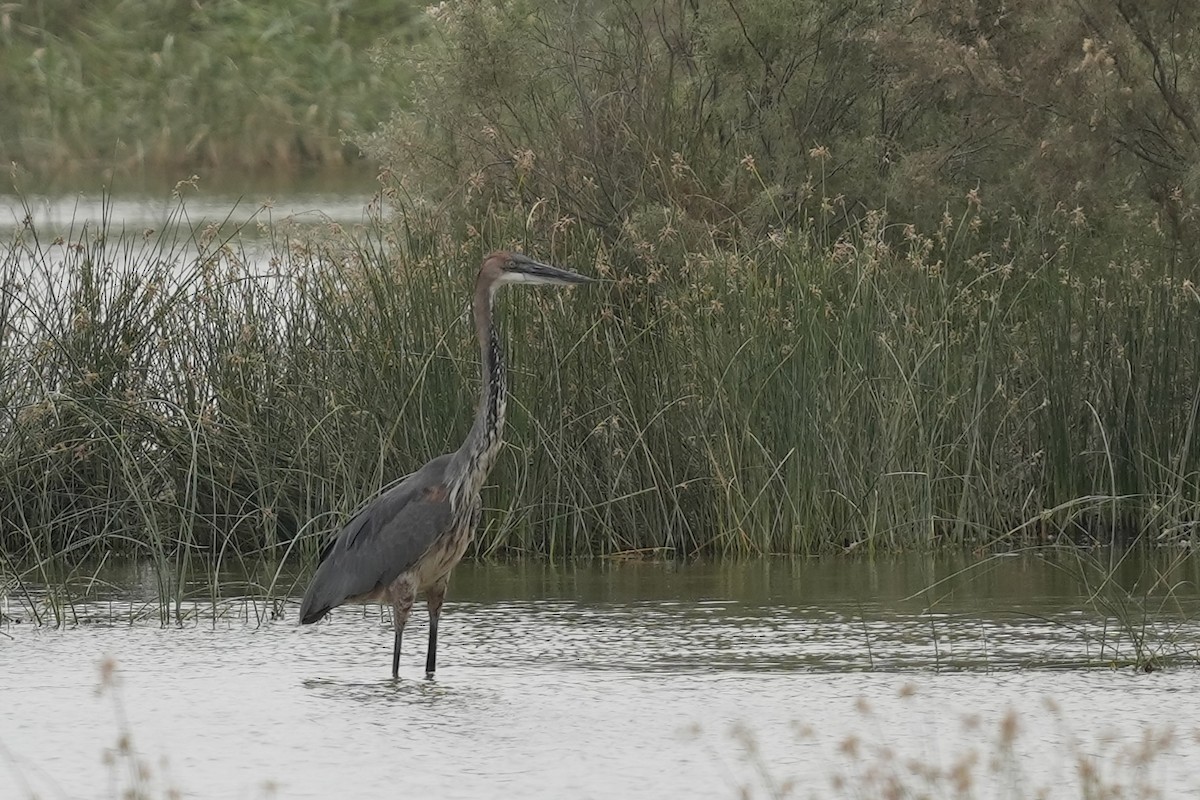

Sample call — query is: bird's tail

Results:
[298,585,332,624]
[300,606,329,625]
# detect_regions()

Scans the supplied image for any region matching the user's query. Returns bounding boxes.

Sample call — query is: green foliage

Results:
[366,0,1199,244]
[363,0,878,236]
[3,193,1200,579]
[876,0,1200,239]
[0,0,423,170]
[3,0,1200,589]
[4,0,1197,231]
[335,0,1200,556]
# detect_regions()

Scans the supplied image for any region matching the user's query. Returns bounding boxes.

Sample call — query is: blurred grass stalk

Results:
[2,187,1199,593]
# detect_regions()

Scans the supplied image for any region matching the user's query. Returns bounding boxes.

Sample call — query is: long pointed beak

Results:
[518,259,595,286]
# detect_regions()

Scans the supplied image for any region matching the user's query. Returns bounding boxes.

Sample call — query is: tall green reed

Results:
[2,189,1198,612]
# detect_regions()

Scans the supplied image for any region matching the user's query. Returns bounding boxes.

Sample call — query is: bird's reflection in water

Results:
[299,671,504,719]
[302,675,443,701]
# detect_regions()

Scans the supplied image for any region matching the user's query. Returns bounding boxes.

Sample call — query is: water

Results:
[1,170,380,232]
[1,170,383,279]
[3,556,1200,799]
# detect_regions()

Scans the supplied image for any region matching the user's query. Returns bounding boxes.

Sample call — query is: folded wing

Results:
[299,454,454,624]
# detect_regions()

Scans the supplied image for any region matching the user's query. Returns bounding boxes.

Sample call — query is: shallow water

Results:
[1,171,382,281]
[1,170,379,233]
[2,556,1200,798]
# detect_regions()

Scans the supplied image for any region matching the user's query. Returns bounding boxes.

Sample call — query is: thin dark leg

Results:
[392,623,403,679]
[391,597,412,679]
[425,613,439,676]
[425,584,446,677]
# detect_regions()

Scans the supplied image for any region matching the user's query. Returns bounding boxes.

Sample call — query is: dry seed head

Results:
[999,709,1019,745]
[791,721,815,739]
[670,152,690,179]
[832,239,856,262]
[1131,727,1175,767]
[839,735,860,758]
[98,656,118,690]
[730,721,756,750]
[951,750,978,793]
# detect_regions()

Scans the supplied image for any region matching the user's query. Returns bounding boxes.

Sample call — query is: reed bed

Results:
[1,192,1199,590]
[0,0,417,172]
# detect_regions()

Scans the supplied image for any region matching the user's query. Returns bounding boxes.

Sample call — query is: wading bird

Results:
[299,252,592,678]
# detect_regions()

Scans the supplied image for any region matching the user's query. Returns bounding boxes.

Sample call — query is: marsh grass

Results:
[1,186,1200,609]
[0,0,421,172]
[905,547,1200,671]
[1048,546,1200,672]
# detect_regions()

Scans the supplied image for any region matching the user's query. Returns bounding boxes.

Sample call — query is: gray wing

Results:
[299,453,454,624]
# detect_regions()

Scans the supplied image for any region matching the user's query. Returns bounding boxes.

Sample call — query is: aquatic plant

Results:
[2,186,1200,581]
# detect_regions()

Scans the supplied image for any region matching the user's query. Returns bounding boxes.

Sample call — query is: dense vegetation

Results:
[2,0,1199,581]
[0,0,421,170]
[2,191,1197,571]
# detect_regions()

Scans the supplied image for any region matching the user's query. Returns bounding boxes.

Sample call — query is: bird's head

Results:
[480,251,594,289]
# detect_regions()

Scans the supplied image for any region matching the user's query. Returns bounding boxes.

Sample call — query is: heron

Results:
[298,251,593,678]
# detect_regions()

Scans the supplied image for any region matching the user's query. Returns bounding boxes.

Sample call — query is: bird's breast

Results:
[412,499,481,589]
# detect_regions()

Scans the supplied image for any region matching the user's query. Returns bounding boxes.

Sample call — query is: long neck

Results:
[450,280,507,500]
